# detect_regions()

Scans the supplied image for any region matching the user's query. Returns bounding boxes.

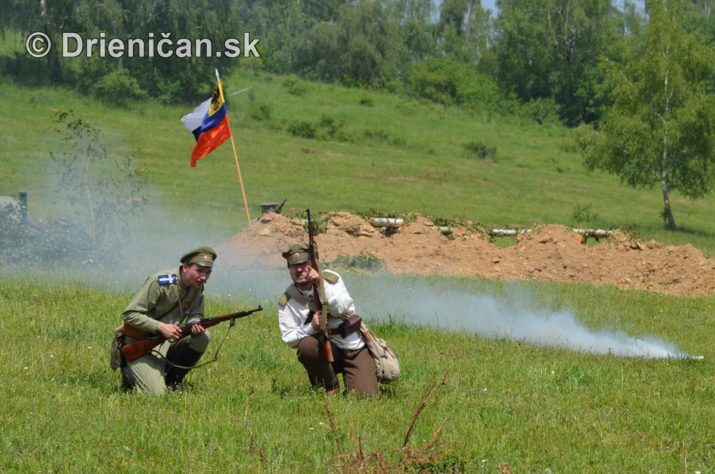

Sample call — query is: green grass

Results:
[2,56,715,472]
[1,276,713,472]
[1,70,715,256]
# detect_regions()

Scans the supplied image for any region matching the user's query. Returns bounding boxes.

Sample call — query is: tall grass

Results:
[1,276,713,472]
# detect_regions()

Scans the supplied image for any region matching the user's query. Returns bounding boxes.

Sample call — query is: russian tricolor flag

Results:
[182,74,231,167]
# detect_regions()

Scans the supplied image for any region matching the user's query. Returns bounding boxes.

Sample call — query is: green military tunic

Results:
[122,267,205,330]
[121,267,210,395]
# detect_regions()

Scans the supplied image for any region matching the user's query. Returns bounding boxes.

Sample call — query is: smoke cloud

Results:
[212,268,693,360]
[5,198,693,360]
[349,275,690,359]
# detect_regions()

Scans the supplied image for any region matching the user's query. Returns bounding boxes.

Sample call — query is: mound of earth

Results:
[216,211,715,296]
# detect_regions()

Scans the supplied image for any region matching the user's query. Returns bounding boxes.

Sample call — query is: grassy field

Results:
[2,67,715,472]
[1,70,715,255]
[1,275,713,472]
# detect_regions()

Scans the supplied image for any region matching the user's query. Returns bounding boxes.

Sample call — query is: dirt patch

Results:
[216,211,715,296]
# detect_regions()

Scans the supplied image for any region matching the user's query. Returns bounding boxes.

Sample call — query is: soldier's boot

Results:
[164,348,204,390]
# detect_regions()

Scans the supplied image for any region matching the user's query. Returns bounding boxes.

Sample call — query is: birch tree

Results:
[578,0,715,229]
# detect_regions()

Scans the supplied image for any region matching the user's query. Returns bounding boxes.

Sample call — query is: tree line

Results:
[0,0,711,123]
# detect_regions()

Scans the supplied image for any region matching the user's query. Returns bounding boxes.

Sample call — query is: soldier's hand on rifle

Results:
[190,323,206,335]
[157,322,182,341]
[310,314,321,332]
[307,266,321,286]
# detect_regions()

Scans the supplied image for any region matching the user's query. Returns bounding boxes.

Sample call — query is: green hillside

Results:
[1,70,714,256]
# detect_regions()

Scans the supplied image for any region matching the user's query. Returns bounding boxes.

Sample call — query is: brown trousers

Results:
[297,336,379,396]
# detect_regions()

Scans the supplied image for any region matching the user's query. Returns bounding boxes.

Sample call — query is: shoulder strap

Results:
[284,285,309,306]
[321,271,339,284]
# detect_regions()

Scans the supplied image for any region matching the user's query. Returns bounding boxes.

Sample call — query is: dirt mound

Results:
[216,212,715,296]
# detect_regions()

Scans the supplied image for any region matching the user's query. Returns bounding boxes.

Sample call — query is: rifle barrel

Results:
[306,208,334,363]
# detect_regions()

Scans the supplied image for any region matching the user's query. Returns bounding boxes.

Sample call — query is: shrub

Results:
[410,58,503,112]
[363,129,406,147]
[287,116,352,142]
[318,115,345,140]
[283,78,308,96]
[518,98,560,125]
[249,102,272,122]
[287,120,317,139]
[463,141,497,161]
[91,67,146,107]
[571,204,599,226]
[358,95,374,106]
[331,252,384,271]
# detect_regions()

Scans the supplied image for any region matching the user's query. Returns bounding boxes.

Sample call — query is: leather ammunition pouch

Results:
[329,314,362,337]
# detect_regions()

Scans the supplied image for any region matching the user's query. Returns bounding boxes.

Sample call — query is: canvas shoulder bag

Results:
[360,322,400,383]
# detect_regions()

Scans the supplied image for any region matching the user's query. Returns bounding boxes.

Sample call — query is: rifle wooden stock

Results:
[307,209,334,363]
[120,306,263,363]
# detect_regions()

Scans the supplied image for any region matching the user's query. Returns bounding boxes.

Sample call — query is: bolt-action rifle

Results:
[306,209,334,363]
[120,306,263,363]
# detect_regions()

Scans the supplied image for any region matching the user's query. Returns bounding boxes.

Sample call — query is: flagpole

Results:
[216,69,251,225]
[227,117,251,224]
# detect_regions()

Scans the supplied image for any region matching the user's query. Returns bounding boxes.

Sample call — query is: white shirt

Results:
[278,270,364,351]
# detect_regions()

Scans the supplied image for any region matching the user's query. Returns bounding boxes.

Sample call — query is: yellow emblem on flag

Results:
[208,82,225,116]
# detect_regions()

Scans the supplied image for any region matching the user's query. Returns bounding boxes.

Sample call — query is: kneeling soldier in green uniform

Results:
[114,247,217,395]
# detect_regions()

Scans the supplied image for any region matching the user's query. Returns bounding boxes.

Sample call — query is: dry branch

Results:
[402,374,448,449]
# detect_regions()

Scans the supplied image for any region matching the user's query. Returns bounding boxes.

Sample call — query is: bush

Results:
[283,78,309,96]
[463,141,497,161]
[410,58,503,112]
[248,98,272,122]
[287,116,351,142]
[518,98,561,125]
[358,95,374,106]
[91,68,146,107]
[287,120,317,139]
[571,204,599,226]
[44,111,146,263]
[318,115,350,141]
[363,129,406,147]
[331,252,384,271]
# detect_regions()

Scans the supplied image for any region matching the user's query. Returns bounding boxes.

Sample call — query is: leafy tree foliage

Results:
[409,57,502,112]
[578,0,715,229]
[684,0,714,45]
[1,0,713,131]
[1,0,246,101]
[438,0,491,65]
[493,0,619,125]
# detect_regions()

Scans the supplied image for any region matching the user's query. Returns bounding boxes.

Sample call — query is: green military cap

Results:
[282,243,310,265]
[180,246,217,268]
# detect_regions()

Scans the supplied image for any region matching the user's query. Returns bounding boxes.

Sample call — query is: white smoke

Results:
[348,274,691,359]
[209,268,693,359]
[3,177,693,361]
